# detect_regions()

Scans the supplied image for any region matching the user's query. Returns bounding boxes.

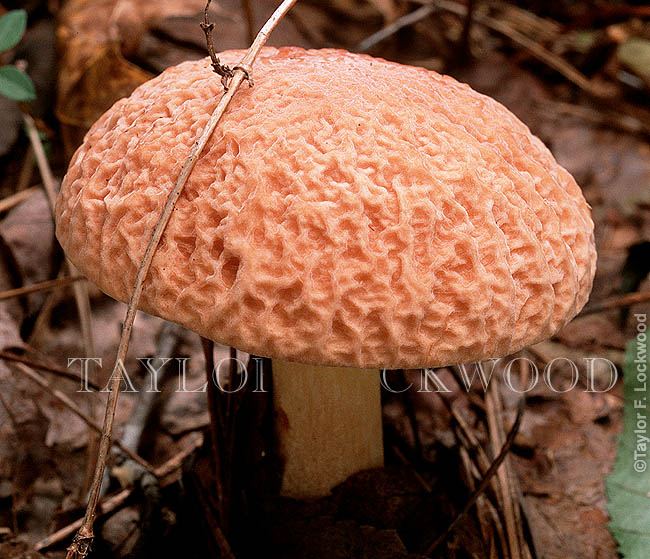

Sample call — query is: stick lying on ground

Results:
[35,434,203,552]
[58,1,298,556]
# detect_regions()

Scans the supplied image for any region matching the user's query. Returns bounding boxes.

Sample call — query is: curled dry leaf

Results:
[0,191,57,317]
[55,0,207,157]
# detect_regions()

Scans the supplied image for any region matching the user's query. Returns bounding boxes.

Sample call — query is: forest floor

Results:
[0,1,649,558]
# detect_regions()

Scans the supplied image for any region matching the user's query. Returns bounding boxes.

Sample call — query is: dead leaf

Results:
[556,314,627,350]
[56,42,153,158]
[0,190,57,317]
[56,0,206,157]
[100,505,141,556]
[0,540,46,558]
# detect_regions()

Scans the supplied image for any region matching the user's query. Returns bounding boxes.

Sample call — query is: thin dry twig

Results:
[200,339,244,548]
[13,362,153,472]
[437,381,495,479]
[359,0,610,100]
[23,112,99,500]
[66,2,298,556]
[201,337,226,531]
[422,397,525,556]
[121,322,185,453]
[102,322,185,497]
[438,379,509,554]
[192,467,236,559]
[23,115,58,209]
[22,114,96,366]
[26,264,66,345]
[490,1,560,42]
[458,446,497,553]
[0,275,84,301]
[0,185,38,214]
[431,0,611,99]
[485,375,526,559]
[580,290,650,316]
[357,4,436,52]
[536,98,646,136]
[483,495,510,559]
[392,444,432,493]
[400,369,424,459]
[0,390,19,427]
[201,0,236,88]
[36,435,203,552]
[201,0,254,90]
[481,14,608,99]
[37,489,131,553]
[0,349,102,391]
[16,146,35,193]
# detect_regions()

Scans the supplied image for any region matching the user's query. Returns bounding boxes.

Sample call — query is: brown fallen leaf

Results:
[0,191,57,318]
[0,540,46,558]
[56,0,310,158]
[515,394,620,559]
[100,505,140,556]
[56,0,208,158]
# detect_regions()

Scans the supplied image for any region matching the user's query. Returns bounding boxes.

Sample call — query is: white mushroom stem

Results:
[272,360,384,498]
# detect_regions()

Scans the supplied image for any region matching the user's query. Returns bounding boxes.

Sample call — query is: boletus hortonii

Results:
[55,48,596,499]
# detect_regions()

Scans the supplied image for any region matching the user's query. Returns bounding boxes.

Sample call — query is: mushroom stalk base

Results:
[272,360,384,499]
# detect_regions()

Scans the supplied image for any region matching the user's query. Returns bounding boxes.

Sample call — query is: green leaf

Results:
[0,10,27,53]
[607,329,650,558]
[0,65,35,101]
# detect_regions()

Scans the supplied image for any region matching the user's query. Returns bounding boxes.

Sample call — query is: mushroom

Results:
[55,47,596,499]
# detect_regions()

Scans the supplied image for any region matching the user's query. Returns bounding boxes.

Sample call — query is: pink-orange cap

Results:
[55,47,596,369]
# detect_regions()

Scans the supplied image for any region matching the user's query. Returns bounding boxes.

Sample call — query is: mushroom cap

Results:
[56,47,596,369]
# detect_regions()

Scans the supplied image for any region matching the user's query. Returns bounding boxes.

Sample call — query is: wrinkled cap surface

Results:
[56,47,597,369]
